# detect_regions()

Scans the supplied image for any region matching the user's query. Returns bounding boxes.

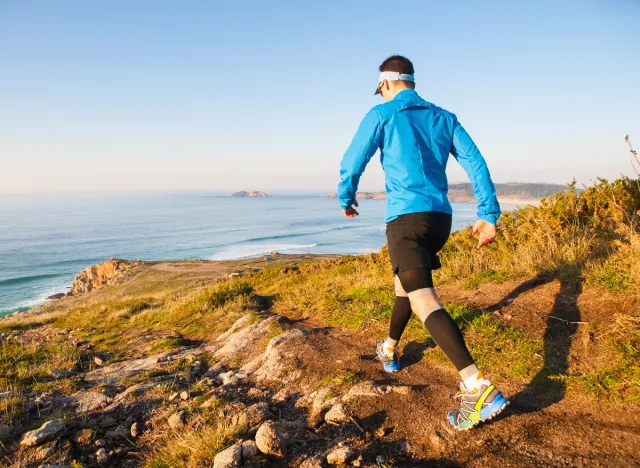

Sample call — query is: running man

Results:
[337,55,509,430]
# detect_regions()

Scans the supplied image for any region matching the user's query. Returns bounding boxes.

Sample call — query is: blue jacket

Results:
[338,89,501,224]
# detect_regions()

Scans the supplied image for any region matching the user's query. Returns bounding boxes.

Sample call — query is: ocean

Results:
[0,194,514,316]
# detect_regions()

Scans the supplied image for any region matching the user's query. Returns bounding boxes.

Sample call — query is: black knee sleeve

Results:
[424,308,475,371]
[396,268,434,293]
[389,296,412,341]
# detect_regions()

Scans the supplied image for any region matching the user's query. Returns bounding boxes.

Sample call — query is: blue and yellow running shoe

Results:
[448,381,509,431]
[376,340,401,372]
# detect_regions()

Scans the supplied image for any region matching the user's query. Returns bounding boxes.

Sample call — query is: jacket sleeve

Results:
[450,118,501,224]
[337,109,382,209]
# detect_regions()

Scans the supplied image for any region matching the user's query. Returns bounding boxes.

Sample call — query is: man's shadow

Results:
[486,265,585,414]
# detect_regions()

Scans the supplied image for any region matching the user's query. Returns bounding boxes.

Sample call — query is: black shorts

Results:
[386,211,452,274]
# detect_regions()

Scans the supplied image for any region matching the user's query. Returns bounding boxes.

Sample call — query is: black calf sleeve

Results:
[424,308,475,371]
[389,296,412,341]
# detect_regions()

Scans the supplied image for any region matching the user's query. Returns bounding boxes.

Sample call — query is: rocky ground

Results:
[0,257,638,467]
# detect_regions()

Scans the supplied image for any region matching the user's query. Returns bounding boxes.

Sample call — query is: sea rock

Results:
[231,191,268,197]
[255,421,286,458]
[325,403,350,424]
[168,411,186,429]
[326,446,357,465]
[0,424,11,441]
[20,419,66,447]
[70,259,132,295]
[213,444,242,468]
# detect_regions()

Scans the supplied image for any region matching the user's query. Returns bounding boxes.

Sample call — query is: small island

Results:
[231,191,268,197]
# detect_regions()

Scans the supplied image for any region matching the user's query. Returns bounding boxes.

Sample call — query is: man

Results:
[337,55,509,431]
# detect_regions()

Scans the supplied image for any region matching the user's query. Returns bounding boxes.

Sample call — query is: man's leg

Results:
[396,267,509,429]
[376,278,412,372]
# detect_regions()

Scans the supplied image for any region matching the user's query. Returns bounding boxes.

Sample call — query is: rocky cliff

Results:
[70,259,134,295]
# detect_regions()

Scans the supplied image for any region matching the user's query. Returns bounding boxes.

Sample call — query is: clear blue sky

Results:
[1,0,638,194]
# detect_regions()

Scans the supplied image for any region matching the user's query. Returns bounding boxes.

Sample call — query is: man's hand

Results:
[343,201,359,218]
[469,219,496,248]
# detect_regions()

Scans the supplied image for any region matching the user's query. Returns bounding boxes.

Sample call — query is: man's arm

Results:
[450,118,501,225]
[337,109,382,210]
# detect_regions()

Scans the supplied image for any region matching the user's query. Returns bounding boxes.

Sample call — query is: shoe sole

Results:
[452,399,510,432]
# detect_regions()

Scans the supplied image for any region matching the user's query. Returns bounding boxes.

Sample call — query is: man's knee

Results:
[409,291,443,322]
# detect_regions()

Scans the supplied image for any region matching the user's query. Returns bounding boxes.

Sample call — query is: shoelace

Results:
[453,391,477,423]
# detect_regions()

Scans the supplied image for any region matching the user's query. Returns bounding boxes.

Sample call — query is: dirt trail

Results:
[2,258,639,467]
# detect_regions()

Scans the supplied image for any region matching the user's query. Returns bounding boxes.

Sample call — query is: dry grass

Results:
[143,411,246,468]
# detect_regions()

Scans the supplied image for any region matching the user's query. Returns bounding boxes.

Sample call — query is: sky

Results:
[1,0,639,194]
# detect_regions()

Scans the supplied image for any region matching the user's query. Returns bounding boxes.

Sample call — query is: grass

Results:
[144,412,246,468]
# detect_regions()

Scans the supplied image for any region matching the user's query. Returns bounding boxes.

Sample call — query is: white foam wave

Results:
[211,243,318,261]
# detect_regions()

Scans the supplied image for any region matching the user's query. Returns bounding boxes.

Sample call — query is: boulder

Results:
[240,440,258,460]
[20,419,66,447]
[325,403,350,424]
[213,444,242,468]
[130,422,142,438]
[255,421,286,458]
[168,411,186,429]
[96,447,109,464]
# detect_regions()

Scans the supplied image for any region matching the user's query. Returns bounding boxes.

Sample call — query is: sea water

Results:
[0,193,513,316]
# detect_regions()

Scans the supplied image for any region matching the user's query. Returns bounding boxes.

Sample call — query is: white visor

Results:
[375,71,415,95]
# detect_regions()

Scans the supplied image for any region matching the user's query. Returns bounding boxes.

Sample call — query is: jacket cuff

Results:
[339,197,355,209]
[478,213,500,225]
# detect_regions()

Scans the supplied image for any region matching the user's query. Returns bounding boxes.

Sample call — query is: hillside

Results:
[328,182,574,205]
[0,177,638,467]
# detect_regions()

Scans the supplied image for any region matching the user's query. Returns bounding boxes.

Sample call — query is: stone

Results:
[70,391,112,414]
[93,355,105,366]
[70,428,94,445]
[179,391,189,400]
[325,403,350,424]
[0,424,11,441]
[96,447,109,464]
[34,444,55,460]
[96,416,117,428]
[255,421,286,458]
[95,439,106,447]
[233,402,274,429]
[326,446,357,465]
[168,411,186,429]
[105,425,129,439]
[217,370,247,386]
[49,369,79,379]
[20,419,66,447]
[168,392,179,401]
[212,444,242,468]
[309,388,339,426]
[240,440,258,460]
[130,422,142,438]
[299,454,325,468]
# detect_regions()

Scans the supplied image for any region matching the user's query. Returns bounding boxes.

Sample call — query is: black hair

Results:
[379,55,414,75]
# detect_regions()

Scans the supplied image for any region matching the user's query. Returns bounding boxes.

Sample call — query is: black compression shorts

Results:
[385,211,452,274]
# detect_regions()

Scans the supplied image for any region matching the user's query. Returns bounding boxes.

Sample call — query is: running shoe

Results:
[448,381,509,431]
[376,340,401,372]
